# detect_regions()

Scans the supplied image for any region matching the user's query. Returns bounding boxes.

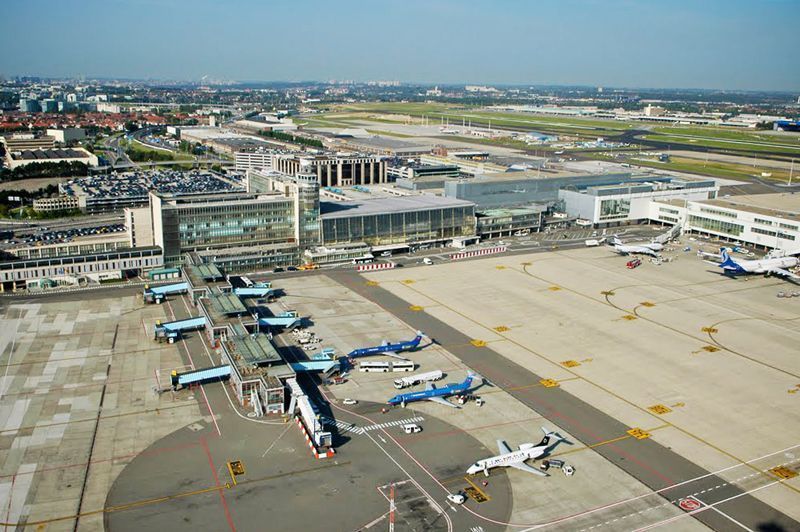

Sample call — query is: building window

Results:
[779,223,798,231]
[699,207,737,219]
[752,227,776,237]
[687,215,744,236]
[754,217,773,226]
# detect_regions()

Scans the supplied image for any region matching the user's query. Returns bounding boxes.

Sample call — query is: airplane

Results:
[439,127,459,134]
[387,373,482,408]
[610,236,663,257]
[348,332,425,360]
[713,249,799,280]
[466,427,568,477]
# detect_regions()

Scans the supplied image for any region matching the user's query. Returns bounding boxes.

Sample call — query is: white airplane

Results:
[611,236,663,257]
[714,249,799,280]
[439,127,459,134]
[466,427,568,477]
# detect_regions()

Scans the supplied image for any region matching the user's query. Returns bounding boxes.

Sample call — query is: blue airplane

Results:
[387,373,482,408]
[348,332,425,360]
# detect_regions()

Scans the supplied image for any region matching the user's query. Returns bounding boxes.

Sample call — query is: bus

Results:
[391,360,415,372]
[351,254,375,265]
[358,361,391,373]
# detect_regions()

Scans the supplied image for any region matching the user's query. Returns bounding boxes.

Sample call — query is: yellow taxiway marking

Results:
[470,339,487,347]
[463,476,491,503]
[409,305,424,312]
[539,378,559,388]
[493,326,510,333]
[647,404,672,415]
[560,360,580,368]
[627,428,651,440]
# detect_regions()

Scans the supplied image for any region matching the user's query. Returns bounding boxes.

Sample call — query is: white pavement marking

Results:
[362,416,425,432]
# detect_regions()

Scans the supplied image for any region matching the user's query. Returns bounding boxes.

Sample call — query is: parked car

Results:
[342,398,358,405]
[447,493,466,505]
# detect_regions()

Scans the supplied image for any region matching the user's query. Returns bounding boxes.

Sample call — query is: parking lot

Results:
[60,169,241,202]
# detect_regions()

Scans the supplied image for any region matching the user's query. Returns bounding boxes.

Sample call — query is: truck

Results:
[393,370,444,389]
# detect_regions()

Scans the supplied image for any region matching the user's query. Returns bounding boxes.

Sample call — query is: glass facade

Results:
[688,215,744,236]
[322,206,475,246]
[599,198,630,221]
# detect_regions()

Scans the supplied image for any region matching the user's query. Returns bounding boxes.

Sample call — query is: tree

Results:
[124,121,139,132]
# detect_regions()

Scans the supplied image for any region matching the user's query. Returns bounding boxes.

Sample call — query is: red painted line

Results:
[201,437,236,532]
[165,299,222,437]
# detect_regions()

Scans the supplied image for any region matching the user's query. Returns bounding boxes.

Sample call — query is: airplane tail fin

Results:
[539,427,569,446]
[719,248,738,269]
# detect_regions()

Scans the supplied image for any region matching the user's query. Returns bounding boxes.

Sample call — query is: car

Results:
[446,493,466,505]
[287,266,298,271]
[273,267,284,273]
[380,251,392,257]
[422,257,433,265]
[403,423,422,434]
[342,398,358,405]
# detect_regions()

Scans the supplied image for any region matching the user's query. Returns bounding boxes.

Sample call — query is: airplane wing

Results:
[427,396,459,408]
[425,381,436,391]
[497,440,512,454]
[508,461,549,477]
[382,352,410,360]
[767,267,800,280]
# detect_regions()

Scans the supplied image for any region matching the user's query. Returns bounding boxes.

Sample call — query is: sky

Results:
[1,0,798,91]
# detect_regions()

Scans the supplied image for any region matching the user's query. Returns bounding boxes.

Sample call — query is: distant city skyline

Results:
[1,0,798,92]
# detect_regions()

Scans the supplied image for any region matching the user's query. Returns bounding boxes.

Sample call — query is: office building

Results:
[18,98,41,113]
[272,153,388,187]
[144,172,319,270]
[0,247,163,292]
[40,99,59,113]
[389,162,461,190]
[32,195,82,213]
[476,206,546,238]
[47,128,85,143]
[1,133,55,152]
[235,151,273,172]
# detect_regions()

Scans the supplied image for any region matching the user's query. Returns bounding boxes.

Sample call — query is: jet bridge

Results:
[234,282,273,299]
[170,365,231,389]
[258,311,303,330]
[154,316,207,342]
[143,282,189,304]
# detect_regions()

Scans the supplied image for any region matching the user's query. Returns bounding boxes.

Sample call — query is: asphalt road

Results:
[329,269,800,531]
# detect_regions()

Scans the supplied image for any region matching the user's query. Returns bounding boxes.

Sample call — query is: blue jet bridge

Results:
[143,282,189,304]
[290,360,340,375]
[347,332,424,359]
[154,316,207,342]
[171,365,231,389]
[234,282,273,299]
[258,311,303,330]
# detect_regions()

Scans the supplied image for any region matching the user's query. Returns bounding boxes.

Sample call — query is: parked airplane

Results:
[466,427,568,477]
[387,373,482,408]
[348,332,425,360]
[611,236,663,257]
[714,249,799,280]
[439,127,459,134]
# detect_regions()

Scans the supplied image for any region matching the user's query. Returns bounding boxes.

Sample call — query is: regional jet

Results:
[387,373,482,408]
[610,236,663,257]
[714,249,799,280]
[466,427,568,477]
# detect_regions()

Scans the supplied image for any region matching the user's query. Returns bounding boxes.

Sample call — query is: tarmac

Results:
[350,242,800,530]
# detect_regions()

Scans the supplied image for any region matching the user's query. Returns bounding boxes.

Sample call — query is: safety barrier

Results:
[449,246,507,260]
[355,262,397,272]
[295,418,335,459]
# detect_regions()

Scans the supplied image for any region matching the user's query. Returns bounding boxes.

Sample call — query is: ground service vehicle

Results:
[627,258,642,269]
[394,370,444,389]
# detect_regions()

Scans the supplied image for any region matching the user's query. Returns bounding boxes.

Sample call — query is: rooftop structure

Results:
[5,147,97,170]
[61,170,240,213]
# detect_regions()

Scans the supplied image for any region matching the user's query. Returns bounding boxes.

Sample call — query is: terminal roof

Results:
[320,195,474,219]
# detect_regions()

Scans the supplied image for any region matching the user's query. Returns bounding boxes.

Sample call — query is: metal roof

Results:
[320,195,474,219]
[209,292,248,316]
[227,333,282,367]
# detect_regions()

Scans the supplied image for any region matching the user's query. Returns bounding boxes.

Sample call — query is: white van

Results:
[403,423,422,434]
[422,257,433,265]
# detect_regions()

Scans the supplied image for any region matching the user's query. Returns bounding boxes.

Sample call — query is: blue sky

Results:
[1,0,798,91]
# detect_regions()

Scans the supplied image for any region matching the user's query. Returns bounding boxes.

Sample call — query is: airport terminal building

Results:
[649,193,800,254]
[320,195,476,249]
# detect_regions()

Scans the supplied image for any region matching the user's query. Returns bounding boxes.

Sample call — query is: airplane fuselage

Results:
[387,377,473,406]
